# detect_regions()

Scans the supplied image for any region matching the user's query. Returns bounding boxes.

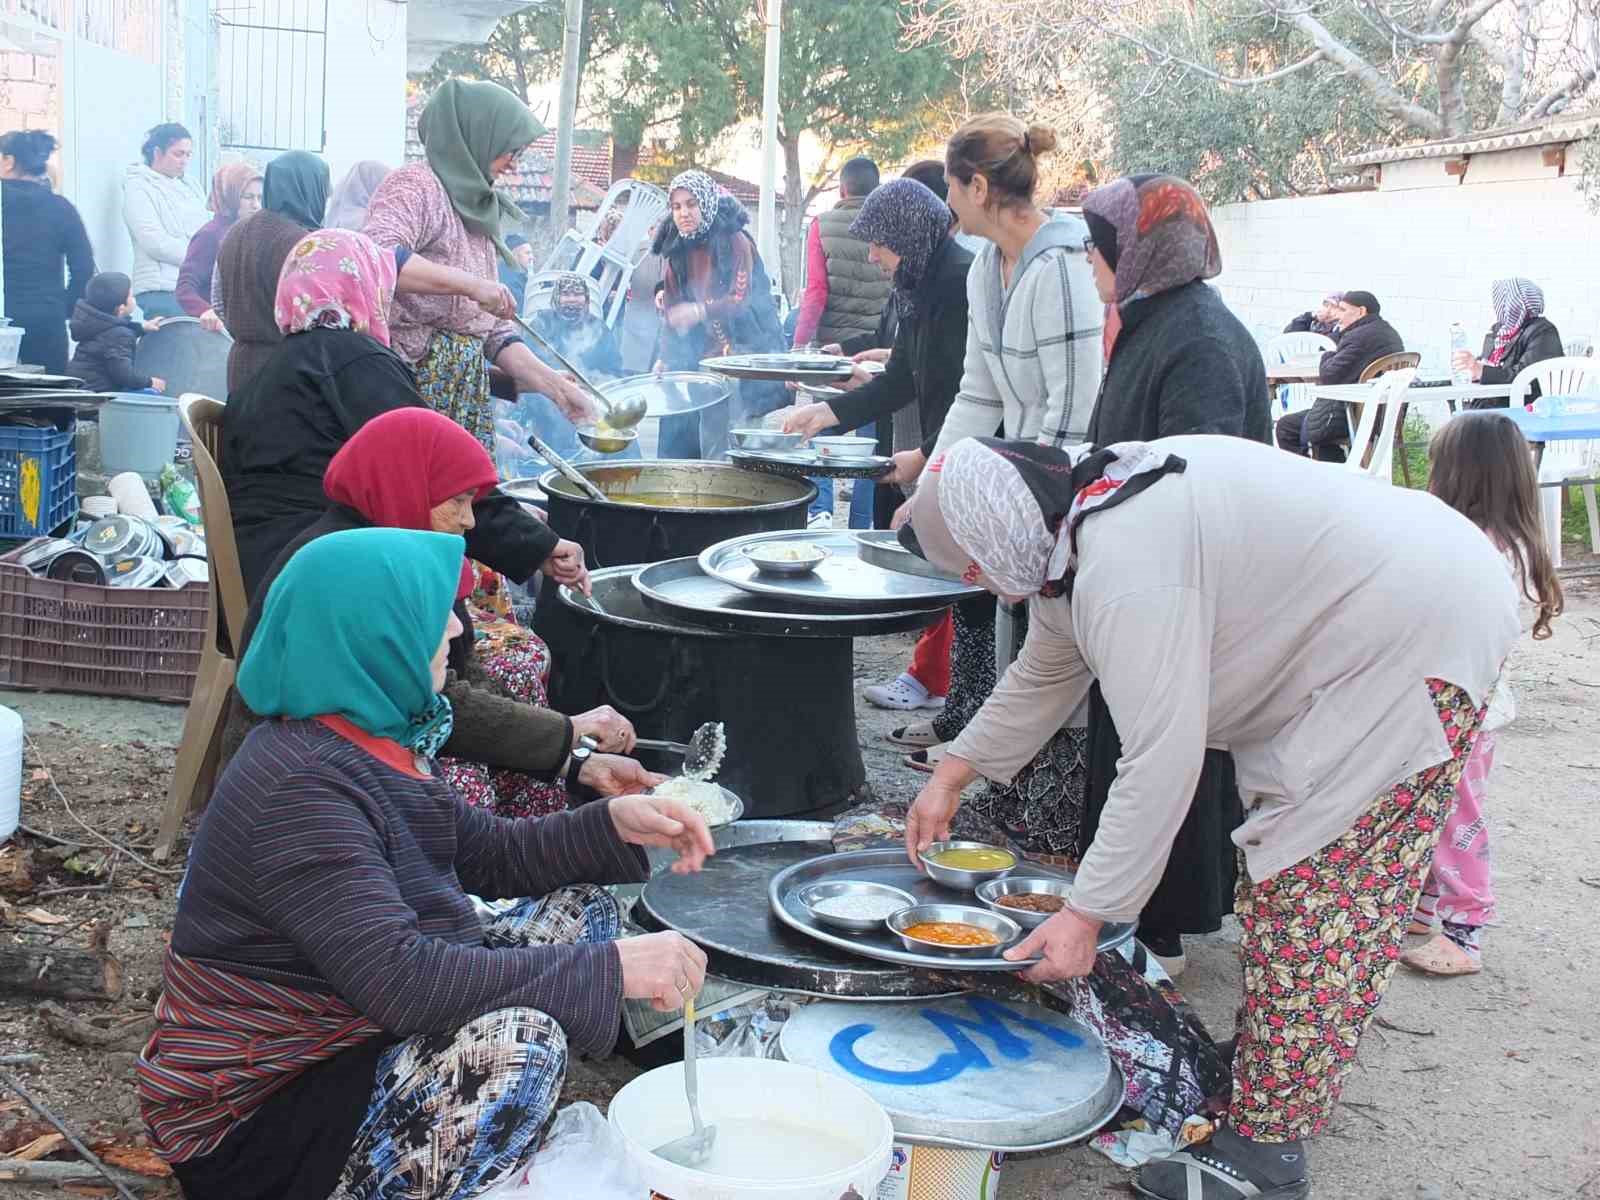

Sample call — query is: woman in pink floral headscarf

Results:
[273,227,397,345]
[221,227,578,606]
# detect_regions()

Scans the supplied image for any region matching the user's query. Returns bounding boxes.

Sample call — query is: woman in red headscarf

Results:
[234,407,653,815]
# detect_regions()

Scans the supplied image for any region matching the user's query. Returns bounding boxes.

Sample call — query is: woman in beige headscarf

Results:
[903,433,1515,1200]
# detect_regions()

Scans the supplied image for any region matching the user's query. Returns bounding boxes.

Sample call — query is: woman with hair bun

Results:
[888,114,1104,782]
[0,130,95,372]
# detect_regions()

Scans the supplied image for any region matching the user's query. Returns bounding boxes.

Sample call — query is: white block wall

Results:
[1209,163,1600,370]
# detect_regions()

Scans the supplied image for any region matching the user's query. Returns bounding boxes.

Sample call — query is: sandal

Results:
[904,745,947,773]
[1406,918,1434,936]
[1134,1141,1310,1200]
[887,721,941,749]
[1401,933,1482,976]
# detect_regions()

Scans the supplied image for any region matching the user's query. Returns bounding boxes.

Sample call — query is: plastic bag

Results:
[479,1101,649,1200]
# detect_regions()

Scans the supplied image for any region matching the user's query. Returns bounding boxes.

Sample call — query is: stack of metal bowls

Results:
[20,513,207,588]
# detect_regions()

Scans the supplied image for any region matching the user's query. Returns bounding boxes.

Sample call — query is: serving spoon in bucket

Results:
[654,997,716,1168]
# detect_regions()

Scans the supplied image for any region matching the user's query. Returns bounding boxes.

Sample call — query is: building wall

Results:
[321,0,406,186]
[0,46,62,137]
[1210,162,1600,368]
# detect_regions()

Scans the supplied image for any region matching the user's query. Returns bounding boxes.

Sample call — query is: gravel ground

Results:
[0,566,1594,1199]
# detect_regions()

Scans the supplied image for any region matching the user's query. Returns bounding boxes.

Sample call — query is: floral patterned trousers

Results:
[329,886,620,1199]
[1230,680,1483,1142]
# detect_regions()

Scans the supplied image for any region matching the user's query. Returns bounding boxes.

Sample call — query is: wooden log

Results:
[38,1004,152,1051]
[0,1157,155,1190]
[0,934,122,1002]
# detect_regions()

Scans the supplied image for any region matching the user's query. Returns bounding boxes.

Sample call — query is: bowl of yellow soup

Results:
[918,841,1018,890]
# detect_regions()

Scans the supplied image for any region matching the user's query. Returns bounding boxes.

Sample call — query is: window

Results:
[216,0,327,153]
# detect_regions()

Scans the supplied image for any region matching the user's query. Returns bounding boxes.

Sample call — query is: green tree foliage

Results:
[1089,0,1502,202]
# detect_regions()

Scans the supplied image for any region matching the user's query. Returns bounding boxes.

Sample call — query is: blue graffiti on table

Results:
[828,997,1083,1086]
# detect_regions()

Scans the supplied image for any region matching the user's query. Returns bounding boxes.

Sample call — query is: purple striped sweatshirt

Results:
[140,718,645,1161]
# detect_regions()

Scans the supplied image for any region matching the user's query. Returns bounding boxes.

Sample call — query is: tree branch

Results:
[1092,19,1326,85]
[1285,9,1445,134]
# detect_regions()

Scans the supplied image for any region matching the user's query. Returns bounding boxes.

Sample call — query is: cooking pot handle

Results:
[574,507,603,569]
[593,627,681,716]
[646,516,671,561]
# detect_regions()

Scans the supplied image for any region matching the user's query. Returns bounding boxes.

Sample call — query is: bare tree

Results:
[904,0,1600,140]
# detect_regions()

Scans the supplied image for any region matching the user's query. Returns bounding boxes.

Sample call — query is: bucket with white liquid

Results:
[608,1056,894,1200]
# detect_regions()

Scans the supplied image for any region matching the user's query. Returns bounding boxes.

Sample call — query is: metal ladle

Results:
[526,432,609,503]
[509,313,649,431]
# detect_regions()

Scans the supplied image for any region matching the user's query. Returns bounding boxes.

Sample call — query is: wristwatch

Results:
[566,734,598,794]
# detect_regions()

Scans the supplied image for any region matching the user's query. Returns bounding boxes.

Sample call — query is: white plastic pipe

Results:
[756,0,783,271]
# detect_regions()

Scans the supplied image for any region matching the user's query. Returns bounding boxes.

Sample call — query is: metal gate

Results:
[216,0,327,154]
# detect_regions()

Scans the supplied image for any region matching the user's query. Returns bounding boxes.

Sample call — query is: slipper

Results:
[1133,1143,1310,1200]
[887,721,941,749]
[904,745,947,773]
[1401,933,1482,976]
[1405,918,1434,936]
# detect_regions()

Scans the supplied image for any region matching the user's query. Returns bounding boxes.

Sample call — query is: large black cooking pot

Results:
[556,567,870,819]
[537,461,814,571]
[529,462,814,702]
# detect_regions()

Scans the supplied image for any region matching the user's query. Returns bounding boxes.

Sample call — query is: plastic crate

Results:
[0,542,207,703]
[0,413,76,540]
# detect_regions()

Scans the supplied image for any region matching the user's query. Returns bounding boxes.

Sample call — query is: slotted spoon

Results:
[652,997,716,1168]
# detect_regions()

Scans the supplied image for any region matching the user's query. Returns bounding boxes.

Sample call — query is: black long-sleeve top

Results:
[222,326,559,604]
[0,177,95,320]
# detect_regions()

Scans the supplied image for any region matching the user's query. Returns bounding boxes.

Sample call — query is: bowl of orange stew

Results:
[886,903,1022,958]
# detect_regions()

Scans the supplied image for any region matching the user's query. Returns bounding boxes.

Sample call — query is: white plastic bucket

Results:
[0,706,22,842]
[609,1057,894,1200]
[876,1143,1005,1199]
[99,392,179,479]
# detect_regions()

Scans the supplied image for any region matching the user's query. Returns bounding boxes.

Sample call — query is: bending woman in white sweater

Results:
[887,114,1104,770]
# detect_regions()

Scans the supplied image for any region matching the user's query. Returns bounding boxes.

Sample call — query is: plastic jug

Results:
[1449,323,1471,385]
[0,706,21,842]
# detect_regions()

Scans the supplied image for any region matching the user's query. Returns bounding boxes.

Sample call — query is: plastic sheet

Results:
[480,1102,650,1200]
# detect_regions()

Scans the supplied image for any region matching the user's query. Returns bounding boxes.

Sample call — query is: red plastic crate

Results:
[0,542,207,703]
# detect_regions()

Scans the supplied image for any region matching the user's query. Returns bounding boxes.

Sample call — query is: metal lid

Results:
[700,530,978,610]
[599,371,731,418]
[83,515,161,561]
[779,996,1123,1150]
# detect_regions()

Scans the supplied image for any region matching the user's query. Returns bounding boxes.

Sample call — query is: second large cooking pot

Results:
[536,461,815,571]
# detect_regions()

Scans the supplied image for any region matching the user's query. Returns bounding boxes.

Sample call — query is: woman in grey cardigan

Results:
[887,113,1104,772]
[904,434,1516,1200]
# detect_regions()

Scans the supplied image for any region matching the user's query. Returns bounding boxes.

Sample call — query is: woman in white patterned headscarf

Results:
[1454,277,1566,405]
[650,169,785,455]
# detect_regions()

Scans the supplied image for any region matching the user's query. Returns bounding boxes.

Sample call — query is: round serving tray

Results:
[699,530,978,610]
[769,848,1135,972]
[702,352,856,383]
[852,530,967,583]
[632,557,943,638]
[727,447,894,480]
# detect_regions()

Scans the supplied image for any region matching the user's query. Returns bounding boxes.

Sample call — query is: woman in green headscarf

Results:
[365,79,594,452]
[141,526,713,1200]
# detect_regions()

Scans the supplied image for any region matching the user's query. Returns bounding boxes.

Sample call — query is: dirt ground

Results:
[0,574,1596,1199]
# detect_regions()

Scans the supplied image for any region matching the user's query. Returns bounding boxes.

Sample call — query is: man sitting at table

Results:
[1277,290,1404,462]
[1284,294,1342,340]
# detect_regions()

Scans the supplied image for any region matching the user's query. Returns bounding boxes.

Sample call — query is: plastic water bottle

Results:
[0,706,21,843]
[1449,323,1471,385]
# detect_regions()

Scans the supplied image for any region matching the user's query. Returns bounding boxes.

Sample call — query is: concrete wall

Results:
[321,0,407,186]
[1210,157,1600,369]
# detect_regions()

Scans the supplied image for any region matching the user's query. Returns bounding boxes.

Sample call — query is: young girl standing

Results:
[1406,411,1564,975]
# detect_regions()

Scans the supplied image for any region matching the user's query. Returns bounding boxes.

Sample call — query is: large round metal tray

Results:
[728,448,894,480]
[635,839,965,1000]
[779,998,1125,1150]
[852,530,967,583]
[702,352,856,383]
[633,557,944,638]
[770,848,1135,971]
[700,530,978,609]
[599,371,731,418]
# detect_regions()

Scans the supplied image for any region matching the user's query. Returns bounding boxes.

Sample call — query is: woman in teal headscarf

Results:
[140,527,713,1200]
[365,79,594,452]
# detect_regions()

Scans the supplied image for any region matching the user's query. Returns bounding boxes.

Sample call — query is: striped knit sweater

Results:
[138,718,646,1163]
[928,213,1104,456]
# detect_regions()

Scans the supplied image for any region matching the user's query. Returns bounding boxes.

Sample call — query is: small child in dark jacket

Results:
[66,272,166,393]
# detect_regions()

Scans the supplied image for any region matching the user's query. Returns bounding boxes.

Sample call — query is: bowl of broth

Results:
[918,840,1018,890]
[887,903,1022,958]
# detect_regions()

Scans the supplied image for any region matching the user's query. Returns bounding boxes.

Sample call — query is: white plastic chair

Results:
[1266,331,1336,363]
[1563,334,1593,358]
[1277,382,1315,415]
[538,180,669,328]
[1514,357,1600,564]
[1343,368,1415,483]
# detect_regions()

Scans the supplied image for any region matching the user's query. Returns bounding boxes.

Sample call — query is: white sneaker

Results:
[807,511,833,530]
[863,673,945,711]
